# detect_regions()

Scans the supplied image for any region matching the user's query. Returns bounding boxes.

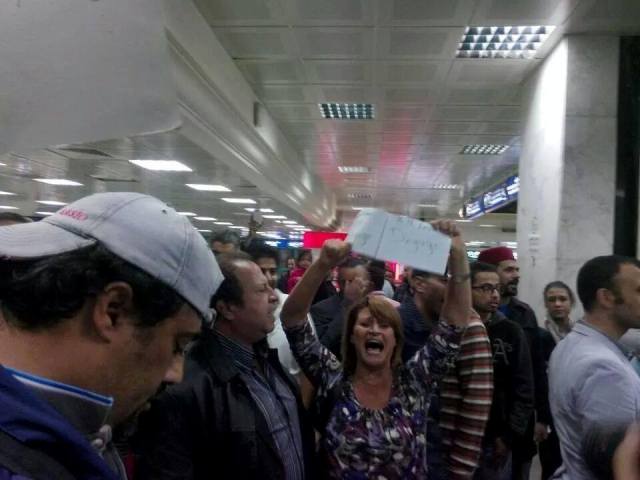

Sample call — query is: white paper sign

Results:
[346,208,451,274]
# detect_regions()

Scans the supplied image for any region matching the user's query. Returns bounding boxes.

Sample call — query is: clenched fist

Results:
[319,240,352,269]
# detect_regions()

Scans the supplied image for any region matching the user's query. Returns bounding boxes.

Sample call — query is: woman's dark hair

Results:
[296,249,312,264]
[543,280,576,305]
[0,244,186,331]
[366,260,386,291]
[341,295,404,376]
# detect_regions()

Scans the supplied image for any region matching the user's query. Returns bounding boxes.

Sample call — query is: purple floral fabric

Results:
[285,320,461,479]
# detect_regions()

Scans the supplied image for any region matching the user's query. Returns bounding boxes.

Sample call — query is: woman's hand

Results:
[318,240,352,269]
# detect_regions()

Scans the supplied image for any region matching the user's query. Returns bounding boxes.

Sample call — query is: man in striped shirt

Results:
[398,268,494,479]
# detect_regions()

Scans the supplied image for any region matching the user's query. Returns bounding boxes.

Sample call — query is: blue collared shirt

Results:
[216,332,304,480]
[549,321,640,480]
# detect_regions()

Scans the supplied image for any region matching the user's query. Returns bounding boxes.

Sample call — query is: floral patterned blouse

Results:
[285,320,462,479]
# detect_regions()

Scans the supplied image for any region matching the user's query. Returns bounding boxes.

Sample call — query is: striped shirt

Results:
[216,332,305,480]
[440,320,494,479]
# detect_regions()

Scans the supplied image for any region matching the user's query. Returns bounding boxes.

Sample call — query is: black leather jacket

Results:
[136,329,316,480]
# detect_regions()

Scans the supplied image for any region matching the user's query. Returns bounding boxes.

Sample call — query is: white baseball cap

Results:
[0,192,223,320]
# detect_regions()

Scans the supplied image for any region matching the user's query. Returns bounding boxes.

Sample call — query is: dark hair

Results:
[0,212,32,224]
[210,251,253,312]
[470,262,499,284]
[577,255,640,312]
[411,268,435,280]
[296,249,312,264]
[0,244,186,331]
[245,243,279,265]
[338,257,366,270]
[211,230,241,248]
[341,295,404,376]
[366,260,386,291]
[544,281,576,305]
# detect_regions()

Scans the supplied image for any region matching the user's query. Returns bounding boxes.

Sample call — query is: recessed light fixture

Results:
[352,207,366,210]
[36,200,67,206]
[0,191,15,196]
[456,26,555,59]
[34,211,54,216]
[455,219,473,223]
[129,160,192,172]
[0,163,6,166]
[319,103,374,120]
[177,211,197,216]
[347,192,373,199]
[214,221,232,225]
[34,179,83,186]
[461,144,509,155]
[197,229,212,233]
[263,215,287,219]
[245,208,275,213]
[186,184,231,192]
[281,220,297,224]
[229,226,246,230]
[479,224,497,228]
[338,166,370,174]
[430,184,461,190]
[0,206,18,210]
[194,216,217,221]
[222,198,256,204]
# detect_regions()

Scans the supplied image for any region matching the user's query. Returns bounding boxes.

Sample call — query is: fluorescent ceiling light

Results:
[461,144,509,155]
[36,200,67,206]
[129,160,192,172]
[430,184,461,190]
[263,215,286,219]
[456,25,555,59]
[222,198,256,204]
[319,103,375,120]
[281,220,297,224]
[229,226,246,230]
[0,206,18,210]
[0,191,15,196]
[177,211,197,216]
[197,229,212,233]
[214,221,232,225]
[34,179,83,186]
[479,224,497,228]
[186,184,231,192]
[455,219,473,223]
[34,211,54,216]
[0,163,6,166]
[338,166,370,174]
[194,216,217,221]
[245,208,275,213]
[417,204,438,208]
[347,192,373,199]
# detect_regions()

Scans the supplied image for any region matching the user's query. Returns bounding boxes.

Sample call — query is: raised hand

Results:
[430,219,464,251]
[318,240,352,269]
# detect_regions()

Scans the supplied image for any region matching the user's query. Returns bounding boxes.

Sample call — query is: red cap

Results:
[477,246,515,265]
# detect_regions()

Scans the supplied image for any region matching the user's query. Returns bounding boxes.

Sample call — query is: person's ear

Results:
[92,282,135,342]
[596,288,617,310]
[215,299,238,321]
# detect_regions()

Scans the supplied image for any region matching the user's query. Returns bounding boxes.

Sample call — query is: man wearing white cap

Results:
[0,192,222,480]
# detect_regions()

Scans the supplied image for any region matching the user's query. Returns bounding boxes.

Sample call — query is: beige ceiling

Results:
[196,0,640,226]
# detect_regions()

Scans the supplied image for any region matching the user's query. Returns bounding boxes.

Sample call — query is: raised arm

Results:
[280,240,351,328]
[433,219,472,328]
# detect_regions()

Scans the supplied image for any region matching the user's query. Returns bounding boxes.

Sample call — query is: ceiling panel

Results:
[378,0,475,27]
[378,27,462,59]
[283,0,373,26]
[471,0,580,26]
[295,28,374,59]
[213,28,294,58]
[195,0,285,26]
[237,60,307,83]
[305,61,372,84]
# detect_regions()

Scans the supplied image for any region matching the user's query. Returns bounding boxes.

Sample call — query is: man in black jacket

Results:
[471,262,535,480]
[478,247,547,479]
[137,252,315,479]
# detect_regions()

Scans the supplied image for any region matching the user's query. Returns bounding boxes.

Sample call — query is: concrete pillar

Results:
[516,36,619,321]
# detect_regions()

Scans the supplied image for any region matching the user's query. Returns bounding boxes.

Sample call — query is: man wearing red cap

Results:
[477,246,549,480]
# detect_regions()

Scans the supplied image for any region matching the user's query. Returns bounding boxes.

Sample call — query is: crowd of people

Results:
[0,196,640,480]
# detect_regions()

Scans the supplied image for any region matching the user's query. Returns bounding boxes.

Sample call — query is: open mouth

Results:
[365,338,384,355]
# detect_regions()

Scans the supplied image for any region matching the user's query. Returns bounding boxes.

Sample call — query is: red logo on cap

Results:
[59,208,88,221]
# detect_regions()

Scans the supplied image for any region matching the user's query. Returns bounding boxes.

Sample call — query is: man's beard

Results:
[503,281,518,297]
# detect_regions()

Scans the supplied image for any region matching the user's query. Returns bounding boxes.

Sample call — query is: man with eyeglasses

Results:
[478,246,547,479]
[398,268,493,479]
[470,262,535,480]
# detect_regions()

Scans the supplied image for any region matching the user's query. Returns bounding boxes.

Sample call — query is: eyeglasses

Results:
[472,284,503,294]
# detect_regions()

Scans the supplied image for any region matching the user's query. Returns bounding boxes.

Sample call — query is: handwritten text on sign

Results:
[346,209,451,274]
